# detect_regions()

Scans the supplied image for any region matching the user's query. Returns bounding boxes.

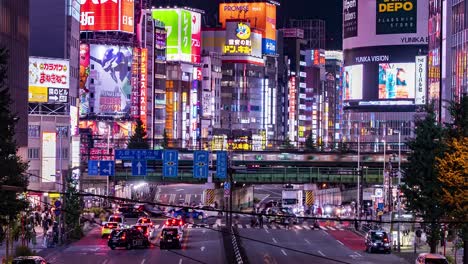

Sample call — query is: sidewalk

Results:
[0,225,47,258]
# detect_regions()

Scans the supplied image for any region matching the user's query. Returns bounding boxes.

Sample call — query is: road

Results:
[156,184,205,205]
[39,217,225,264]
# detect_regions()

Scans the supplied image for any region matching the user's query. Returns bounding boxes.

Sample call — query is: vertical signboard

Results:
[415,55,427,105]
[80,0,134,33]
[376,0,417,34]
[79,44,90,116]
[140,48,148,127]
[180,10,192,62]
[343,0,358,38]
[152,9,181,61]
[131,48,141,119]
[29,57,70,103]
[191,11,201,63]
[42,132,57,182]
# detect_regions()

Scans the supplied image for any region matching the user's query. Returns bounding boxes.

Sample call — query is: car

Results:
[12,256,48,264]
[133,224,151,237]
[163,218,185,229]
[144,204,165,217]
[365,230,391,253]
[265,207,298,224]
[173,207,204,220]
[106,214,125,226]
[415,253,449,264]
[101,222,119,238]
[159,227,183,249]
[196,206,222,218]
[108,228,150,250]
[136,217,153,226]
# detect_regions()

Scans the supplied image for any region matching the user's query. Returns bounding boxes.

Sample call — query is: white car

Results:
[415,253,448,264]
[196,206,222,218]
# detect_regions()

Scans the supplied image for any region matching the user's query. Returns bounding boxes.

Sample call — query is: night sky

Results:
[151,0,343,50]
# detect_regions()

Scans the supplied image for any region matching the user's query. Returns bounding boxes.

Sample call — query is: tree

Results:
[64,173,83,241]
[0,47,29,259]
[127,118,149,149]
[402,104,445,253]
[281,137,294,149]
[162,129,169,149]
[438,95,468,263]
[305,133,316,151]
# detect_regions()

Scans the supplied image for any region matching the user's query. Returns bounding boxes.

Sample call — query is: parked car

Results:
[365,230,391,253]
[415,253,449,264]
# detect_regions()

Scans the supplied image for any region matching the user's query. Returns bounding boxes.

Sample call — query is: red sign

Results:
[80,0,134,33]
[131,48,140,119]
[140,48,148,128]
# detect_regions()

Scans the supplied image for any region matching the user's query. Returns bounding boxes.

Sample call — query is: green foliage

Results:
[445,94,468,138]
[402,104,445,253]
[0,47,29,231]
[64,175,83,240]
[14,245,34,257]
[127,118,149,149]
[281,137,294,149]
[305,133,316,151]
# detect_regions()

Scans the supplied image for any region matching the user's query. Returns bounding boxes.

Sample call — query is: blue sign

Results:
[54,200,62,208]
[99,160,115,176]
[224,182,231,190]
[193,151,209,178]
[132,160,147,176]
[163,150,179,177]
[88,160,99,176]
[262,38,276,55]
[115,149,163,160]
[54,208,61,216]
[216,151,228,179]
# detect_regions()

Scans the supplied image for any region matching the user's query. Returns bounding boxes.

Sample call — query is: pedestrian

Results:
[35,212,41,227]
[42,218,49,235]
[415,229,422,247]
[258,214,264,228]
[288,217,294,230]
[285,218,290,230]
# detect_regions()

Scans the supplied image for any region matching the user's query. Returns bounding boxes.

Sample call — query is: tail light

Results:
[121,235,126,240]
[160,235,163,239]
[179,220,183,226]
[165,220,169,225]
[172,219,176,224]
[176,235,180,239]
[383,238,389,242]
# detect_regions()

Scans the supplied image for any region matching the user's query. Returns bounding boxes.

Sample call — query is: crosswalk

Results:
[151,223,346,231]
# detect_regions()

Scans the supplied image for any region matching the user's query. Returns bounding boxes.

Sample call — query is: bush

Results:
[14,245,34,257]
[445,255,455,264]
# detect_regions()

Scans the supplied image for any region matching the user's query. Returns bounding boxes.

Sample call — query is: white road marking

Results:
[328,226,336,231]
[304,239,311,245]
[281,249,287,256]
[318,250,326,257]
[319,226,327,230]
[176,189,184,192]
[200,246,205,252]
[272,238,278,244]
[302,225,310,230]
[354,251,362,257]
[336,240,345,246]
[258,194,271,204]
[295,225,302,230]
[141,259,146,264]
[322,230,329,236]
[246,224,251,228]
[178,259,183,264]
[237,224,243,228]
[154,224,160,229]
[264,227,270,234]
[102,260,109,264]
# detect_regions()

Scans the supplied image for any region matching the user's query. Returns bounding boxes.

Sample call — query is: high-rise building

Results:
[325,51,344,147]
[342,0,428,152]
[28,0,80,197]
[449,0,468,102]
[289,19,326,50]
[0,0,29,153]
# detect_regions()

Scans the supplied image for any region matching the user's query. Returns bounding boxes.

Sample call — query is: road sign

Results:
[114,149,163,160]
[163,150,178,177]
[99,160,115,176]
[54,208,61,216]
[88,160,99,176]
[216,151,228,179]
[224,182,231,197]
[193,151,209,178]
[54,200,62,208]
[132,160,147,176]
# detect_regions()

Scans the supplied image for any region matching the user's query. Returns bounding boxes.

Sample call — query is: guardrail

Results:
[82,167,384,184]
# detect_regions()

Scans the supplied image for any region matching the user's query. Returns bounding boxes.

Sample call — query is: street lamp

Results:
[394,129,402,252]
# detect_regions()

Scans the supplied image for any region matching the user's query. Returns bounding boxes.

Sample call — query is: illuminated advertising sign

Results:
[191,12,201,63]
[219,2,277,41]
[87,44,133,115]
[343,0,427,49]
[282,28,304,39]
[376,0,416,34]
[79,43,91,116]
[378,63,415,99]
[343,0,358,38]
[262,38,276,55]
[70,105,78,136]
[288,76,297,138]
[140,48,148,127]
[343,65,363,100]
[415,55,427,104]
[224,22,253,55]
[80,0,134,34]
[306,50,326,66]
[41,132,56,183]
[152,9,199,63]
[131,48,140,118]
[29,57,70,103]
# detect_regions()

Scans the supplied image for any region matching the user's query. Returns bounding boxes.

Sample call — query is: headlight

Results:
[373,243,378,246]
[384,243,390,246]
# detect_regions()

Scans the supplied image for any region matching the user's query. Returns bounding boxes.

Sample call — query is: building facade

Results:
[325,51,344,147]
[288,19,326,50]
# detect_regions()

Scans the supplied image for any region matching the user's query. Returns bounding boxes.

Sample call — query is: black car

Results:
[365,230,391,253]
[118,207,148,218]
[159,228,182,249]
[108,228,150,250]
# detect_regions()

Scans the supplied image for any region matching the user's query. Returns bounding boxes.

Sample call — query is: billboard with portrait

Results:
[343,0,427,49]
[29,57,70,104]
[378,63,415,99]
[152,8,200,63]
[80,0,134,33]
[87,44,133,116]
[343,65,363,100]
[79,43,91,116]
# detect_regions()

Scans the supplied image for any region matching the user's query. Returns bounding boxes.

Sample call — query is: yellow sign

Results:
[28,86,48,102]
[223,45,252,54]
[236,23,251,40]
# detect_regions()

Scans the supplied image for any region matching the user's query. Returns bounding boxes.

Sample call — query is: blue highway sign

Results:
[88,160,99,176]
[99,160,115,176]
[115,149,163,160]
[216,151,228,179]
[193,151,209,178]
[163,150,178,177]
[132,160,147,176]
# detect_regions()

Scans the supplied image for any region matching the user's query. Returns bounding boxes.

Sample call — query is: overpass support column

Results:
[203,183,216,206]
[304,184,317,215]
